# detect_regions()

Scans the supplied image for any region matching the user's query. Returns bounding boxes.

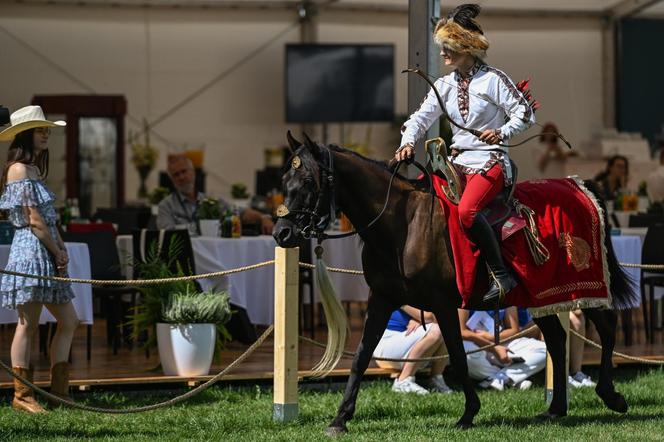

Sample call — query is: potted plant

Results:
[231,182,251,209]
[148,186,171,215]
[157,286,231,376]
[128,237,232,376]
[197,198,221,237]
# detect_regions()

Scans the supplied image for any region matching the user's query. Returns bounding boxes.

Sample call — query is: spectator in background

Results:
[537,122,570,178]
[594,155,629,201]
[646,147,664,203]
[157,155,273,234]
[568,310,596,388]
[459,307,546,391]
[373,306,453,395]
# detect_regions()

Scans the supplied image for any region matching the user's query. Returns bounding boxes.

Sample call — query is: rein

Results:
[278,145,433,243]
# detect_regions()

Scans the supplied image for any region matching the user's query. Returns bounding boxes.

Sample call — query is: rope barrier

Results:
[301,262,664,275]
[0,260,274,286]
[0,325,273,413]
[570,329,664,366]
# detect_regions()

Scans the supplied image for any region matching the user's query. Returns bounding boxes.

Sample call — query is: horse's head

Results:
[273,131,335,248]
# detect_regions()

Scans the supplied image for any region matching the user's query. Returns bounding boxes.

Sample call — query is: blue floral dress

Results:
[0,179,74,309]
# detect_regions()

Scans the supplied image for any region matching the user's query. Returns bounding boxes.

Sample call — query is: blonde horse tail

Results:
[310,257,349,378]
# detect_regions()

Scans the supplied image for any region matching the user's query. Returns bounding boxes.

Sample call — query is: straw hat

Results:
[0,105,65,142]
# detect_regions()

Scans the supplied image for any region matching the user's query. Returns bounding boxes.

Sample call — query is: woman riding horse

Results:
[395,3,535,304]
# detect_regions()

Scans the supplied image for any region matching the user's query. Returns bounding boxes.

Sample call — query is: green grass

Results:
[1,367,664,441]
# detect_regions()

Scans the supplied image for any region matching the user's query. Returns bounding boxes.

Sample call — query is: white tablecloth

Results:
[0,242,93,324]
[117,235,277,325]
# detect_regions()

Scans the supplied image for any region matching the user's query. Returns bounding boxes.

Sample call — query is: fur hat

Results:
[434,4,489,59]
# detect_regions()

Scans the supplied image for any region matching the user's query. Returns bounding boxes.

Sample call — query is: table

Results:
[117,235,277,325]
[0,242,93,324]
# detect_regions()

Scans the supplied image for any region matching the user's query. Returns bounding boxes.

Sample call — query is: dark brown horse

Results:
[273,133,633,434]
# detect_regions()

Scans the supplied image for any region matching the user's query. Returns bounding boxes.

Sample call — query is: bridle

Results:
[276,143,432,243]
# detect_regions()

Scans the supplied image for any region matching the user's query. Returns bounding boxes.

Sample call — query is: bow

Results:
[403,68,572,150]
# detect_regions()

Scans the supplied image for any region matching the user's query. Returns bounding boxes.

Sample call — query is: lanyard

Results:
[175,191,199,224]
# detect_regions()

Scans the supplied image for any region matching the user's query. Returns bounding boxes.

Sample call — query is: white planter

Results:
[151,205,159,216]
[199,219,220,237]
[638,196,650,212]
[156,323,216,376]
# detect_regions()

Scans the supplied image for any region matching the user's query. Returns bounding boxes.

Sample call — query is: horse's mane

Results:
[327,144,412,183]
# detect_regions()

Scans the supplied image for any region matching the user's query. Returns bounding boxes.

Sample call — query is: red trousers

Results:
[458,164,504,229]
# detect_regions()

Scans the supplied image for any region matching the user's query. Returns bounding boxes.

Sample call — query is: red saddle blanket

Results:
[432,176,612,316]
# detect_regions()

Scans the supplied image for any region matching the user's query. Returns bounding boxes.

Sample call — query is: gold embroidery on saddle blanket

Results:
[535,281,605,299]
[558,232,591,271]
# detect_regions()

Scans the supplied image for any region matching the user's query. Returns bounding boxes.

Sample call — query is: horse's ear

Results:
[302,132,322,158]
[286,130,301,153]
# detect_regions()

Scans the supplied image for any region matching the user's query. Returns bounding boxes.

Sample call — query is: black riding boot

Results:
[469,212,517,304]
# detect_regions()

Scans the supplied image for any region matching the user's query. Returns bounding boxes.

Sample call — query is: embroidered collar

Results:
[454,60,484,82]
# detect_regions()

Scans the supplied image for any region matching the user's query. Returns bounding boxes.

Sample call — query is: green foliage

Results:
[126,236,231,352]
[197,198,221,220]
[161,286,231,324]
[231,182,249,199]
[148,187,171,205]
[638,180,648,197]
[1,368,664,440]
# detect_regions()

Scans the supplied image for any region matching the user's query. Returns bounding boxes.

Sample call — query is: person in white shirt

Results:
[646,147,664,203]
[459,307,546,391]
[394,4,535,304]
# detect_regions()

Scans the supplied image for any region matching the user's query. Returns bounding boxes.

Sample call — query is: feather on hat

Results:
[434,4,489,59]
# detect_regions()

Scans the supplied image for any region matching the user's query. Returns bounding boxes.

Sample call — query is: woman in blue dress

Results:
[0,106,79,413]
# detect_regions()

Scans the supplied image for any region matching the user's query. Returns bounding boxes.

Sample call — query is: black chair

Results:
[61,230,136,358]
[640,224,664,343]
[629,213,664,228]
[94,207,152,235]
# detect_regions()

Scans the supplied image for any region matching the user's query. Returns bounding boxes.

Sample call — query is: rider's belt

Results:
[456,148,507,154]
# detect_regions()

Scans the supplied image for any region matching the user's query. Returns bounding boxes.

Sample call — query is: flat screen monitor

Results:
[285,44,394,123]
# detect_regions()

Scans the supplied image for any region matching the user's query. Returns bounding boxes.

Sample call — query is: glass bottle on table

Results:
[231,206,242,238]
[221,209,233,238]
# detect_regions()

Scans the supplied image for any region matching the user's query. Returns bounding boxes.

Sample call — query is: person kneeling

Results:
[373,306,452,395]
[459,307,546,391]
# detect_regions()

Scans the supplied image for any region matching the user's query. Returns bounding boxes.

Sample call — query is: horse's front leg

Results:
[326,293,395,436]
[433,304,481,429]
[533,314,568,420]
[583,308,627,413]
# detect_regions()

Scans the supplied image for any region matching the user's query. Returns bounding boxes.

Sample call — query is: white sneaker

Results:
[568,375,582,388]
[515,380,532,390]
[427,375,453,394]
[392,376,429,395]
[572,371,596,388]
[488,377,505,391]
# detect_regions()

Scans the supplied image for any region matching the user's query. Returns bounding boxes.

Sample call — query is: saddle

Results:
[425,137,524,241]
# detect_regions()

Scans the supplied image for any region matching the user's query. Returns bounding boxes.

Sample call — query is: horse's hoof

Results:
[535,411,566,422]
[325,426,348,437]
[597,388,628,413]
[455,419,474,430]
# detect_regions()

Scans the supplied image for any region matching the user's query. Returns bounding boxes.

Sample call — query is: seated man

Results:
[373,305,452,395]
[157,155,273,234]
[459,307,546,391]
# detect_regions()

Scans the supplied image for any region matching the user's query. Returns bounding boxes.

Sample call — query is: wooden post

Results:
[273,246,299,422]
[545,312,570,405]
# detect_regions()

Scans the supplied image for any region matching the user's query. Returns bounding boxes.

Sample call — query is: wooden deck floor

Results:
[1,304,662,390]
